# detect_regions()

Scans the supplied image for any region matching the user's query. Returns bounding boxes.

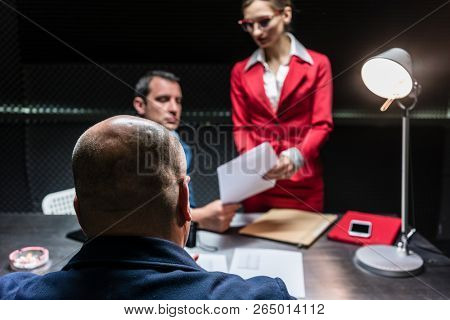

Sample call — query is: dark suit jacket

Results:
[230,51,333,212]
[0,236,294,299]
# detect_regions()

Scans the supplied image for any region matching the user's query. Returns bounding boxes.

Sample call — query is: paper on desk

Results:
[230,213,263,228]
[229,248,305,299]
[195,254,228,273]
[217,142,278,204]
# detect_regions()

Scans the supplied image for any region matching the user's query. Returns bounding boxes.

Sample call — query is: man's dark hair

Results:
[134,70,181,101]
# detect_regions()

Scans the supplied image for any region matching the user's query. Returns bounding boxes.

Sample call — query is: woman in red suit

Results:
[230,0,333,213]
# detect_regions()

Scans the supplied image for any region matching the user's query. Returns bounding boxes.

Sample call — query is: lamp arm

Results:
[397,81,421,111]
[396,80,420,255]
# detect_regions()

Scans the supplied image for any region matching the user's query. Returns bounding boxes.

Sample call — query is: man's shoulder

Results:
[201,271,293,299]
[0,269,84,299]
[0,260,294,300]
[178,138,192,169]
[178,138,191,151]
[0,272,40,299]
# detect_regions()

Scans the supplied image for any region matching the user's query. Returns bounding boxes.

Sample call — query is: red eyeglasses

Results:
[238,11,282,33]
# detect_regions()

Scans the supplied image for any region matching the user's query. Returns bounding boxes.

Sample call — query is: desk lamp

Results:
[355,48,423,277]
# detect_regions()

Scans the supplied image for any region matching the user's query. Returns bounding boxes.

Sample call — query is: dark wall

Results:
[0,0,447,112]
[439,131,450,239]
[322,123,446,241]
[0,0,24,105]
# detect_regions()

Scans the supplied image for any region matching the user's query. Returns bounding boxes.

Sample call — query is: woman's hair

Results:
[242,0,293,31]
[241,0,292,11]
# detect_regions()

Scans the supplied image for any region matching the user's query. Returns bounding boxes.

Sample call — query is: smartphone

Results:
[348,220,372,238]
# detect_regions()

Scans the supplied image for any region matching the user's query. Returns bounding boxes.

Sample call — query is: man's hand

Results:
[192,200,240,233]
[264,155,296,180]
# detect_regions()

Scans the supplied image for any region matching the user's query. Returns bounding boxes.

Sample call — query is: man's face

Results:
[140,77,182,131]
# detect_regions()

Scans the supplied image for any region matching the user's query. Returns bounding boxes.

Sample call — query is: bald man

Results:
[133,70,240,233]
[0,116,294,299]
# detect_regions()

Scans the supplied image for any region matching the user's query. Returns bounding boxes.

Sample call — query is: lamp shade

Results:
[361,48,414,99]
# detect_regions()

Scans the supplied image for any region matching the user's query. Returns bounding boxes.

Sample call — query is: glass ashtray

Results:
[9,246,49,271]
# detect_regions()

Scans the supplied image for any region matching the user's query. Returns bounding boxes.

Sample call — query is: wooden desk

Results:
[0,214,449,299]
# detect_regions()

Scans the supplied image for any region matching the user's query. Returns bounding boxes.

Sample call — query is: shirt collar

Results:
[170,130,180,140]
[63,236,202,272]
[244,33,313,71]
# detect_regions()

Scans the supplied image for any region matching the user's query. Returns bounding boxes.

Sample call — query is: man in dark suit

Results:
[0,115,294,299]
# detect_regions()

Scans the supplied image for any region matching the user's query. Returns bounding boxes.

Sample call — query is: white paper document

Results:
[195,254,228,273]
[229,213,262,228]
[229,248,305,299]
[217,142,278,204]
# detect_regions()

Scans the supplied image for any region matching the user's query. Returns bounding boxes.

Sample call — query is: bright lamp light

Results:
[362,57,413,99]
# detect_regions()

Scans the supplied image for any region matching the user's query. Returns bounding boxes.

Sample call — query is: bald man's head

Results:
[72,115,189,239]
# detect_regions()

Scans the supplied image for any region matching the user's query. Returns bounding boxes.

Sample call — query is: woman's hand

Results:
[263,155,297,180]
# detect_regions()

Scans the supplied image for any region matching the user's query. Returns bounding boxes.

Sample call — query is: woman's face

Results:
[242,1,291,49]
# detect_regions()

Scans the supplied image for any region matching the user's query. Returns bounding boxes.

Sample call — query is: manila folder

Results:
[239,209,338,247]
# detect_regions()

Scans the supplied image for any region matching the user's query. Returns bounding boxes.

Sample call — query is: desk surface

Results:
[0,214,449,299]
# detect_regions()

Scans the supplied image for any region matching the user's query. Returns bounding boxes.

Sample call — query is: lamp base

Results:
[354,245,423,277]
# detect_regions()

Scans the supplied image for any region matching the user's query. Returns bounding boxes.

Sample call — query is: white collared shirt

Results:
[244,33,313,110]
[244,33,313,170]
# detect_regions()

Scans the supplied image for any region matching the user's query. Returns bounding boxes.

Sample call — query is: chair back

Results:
[41,188,76,215]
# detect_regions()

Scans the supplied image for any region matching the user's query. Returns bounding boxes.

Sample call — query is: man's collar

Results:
[63,236,202,272]
[170,130,180,140]
[244,33,313,71]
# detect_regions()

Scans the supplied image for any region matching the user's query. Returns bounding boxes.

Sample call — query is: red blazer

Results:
[230,50,333,213]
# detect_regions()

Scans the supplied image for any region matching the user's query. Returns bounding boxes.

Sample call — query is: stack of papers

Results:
[194,248,305,299]
[230,248,305,299]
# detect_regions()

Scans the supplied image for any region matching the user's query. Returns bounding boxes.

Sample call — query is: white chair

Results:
[41,188,76,215]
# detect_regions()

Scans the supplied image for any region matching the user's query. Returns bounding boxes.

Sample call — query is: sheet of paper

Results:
[229,248,305,299]
[230,213,263,228]
[195,254,228,273]
[217,142,278,204]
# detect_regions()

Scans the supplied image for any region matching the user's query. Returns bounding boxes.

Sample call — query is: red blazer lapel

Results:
[278,56,309,112]
[242,63,274,116]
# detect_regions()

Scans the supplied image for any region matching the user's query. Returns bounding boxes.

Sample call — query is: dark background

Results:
[0,0,449,253]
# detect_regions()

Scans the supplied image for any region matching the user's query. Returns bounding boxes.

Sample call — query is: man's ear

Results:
[73,194,88,236]
[178,176,192,225]
[74,195,80,215]
[133,97,146,116]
